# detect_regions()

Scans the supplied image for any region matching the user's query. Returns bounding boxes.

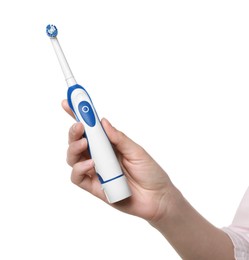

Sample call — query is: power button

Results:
[78,101,96,127]
[82,106,89,113]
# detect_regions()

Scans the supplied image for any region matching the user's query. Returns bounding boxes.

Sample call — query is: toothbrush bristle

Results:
[46,24,58,38]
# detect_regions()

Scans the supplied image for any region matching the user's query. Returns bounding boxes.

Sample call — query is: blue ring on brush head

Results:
[46,24,58,38]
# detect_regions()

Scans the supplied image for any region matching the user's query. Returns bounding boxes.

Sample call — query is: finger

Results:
[71,159,95,185]
[101,118,145,158]
[61,99,75,119]
[67,138,89,166]
[71,160,107,202]
[68,122,84,144]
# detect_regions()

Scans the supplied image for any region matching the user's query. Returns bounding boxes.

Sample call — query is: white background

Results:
[0,0,249,259]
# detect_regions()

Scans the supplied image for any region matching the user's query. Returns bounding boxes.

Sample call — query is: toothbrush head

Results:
[46,24,58,38]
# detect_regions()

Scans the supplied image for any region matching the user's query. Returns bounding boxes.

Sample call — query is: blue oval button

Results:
[78,101,96,127]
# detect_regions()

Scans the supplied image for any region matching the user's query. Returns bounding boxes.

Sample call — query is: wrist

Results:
[148,186,235,260]
[148,184,183,229]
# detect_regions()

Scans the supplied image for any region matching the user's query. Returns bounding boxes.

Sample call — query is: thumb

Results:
[101,118,142,158]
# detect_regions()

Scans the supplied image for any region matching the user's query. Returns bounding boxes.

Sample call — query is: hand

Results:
[62,100,175,223]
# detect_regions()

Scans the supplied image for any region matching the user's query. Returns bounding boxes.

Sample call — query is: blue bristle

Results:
[46,24,58,38]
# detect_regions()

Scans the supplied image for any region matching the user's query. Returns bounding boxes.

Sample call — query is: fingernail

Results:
[72,123,78,132]
[88,159,95,167]
[102,118,112,127]
[103,117,109,123]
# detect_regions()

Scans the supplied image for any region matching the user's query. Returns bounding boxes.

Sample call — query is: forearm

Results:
[150,187,235,260]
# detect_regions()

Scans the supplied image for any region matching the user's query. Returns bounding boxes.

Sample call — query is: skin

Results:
[62,99,235,260]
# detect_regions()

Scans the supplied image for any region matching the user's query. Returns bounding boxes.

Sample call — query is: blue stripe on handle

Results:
[97,173,124,184]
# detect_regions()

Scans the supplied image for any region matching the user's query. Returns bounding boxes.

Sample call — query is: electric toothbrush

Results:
[46,24,131,203]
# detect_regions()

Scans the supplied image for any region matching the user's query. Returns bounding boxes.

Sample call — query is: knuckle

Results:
[66,148,73,166]
[70,171,76,184]
[70,165,77,184]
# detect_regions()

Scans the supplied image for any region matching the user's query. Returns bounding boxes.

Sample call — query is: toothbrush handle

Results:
[67,84,132,203]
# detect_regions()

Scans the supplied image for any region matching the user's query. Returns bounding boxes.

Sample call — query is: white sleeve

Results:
[222,227,249,260]
[222,187,249,260]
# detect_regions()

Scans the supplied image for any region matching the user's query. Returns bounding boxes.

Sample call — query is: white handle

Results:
[67,84,132,203]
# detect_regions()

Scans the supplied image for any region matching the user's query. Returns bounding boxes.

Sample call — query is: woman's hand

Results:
[62,99,175,222]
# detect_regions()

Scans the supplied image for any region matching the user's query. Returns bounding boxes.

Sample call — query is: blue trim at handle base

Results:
[97,173,125,184]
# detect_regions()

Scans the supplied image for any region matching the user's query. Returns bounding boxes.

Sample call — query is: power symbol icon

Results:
[82,105,90,113]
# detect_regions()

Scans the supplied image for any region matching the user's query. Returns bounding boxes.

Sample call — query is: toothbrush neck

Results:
[66,77,77,87]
